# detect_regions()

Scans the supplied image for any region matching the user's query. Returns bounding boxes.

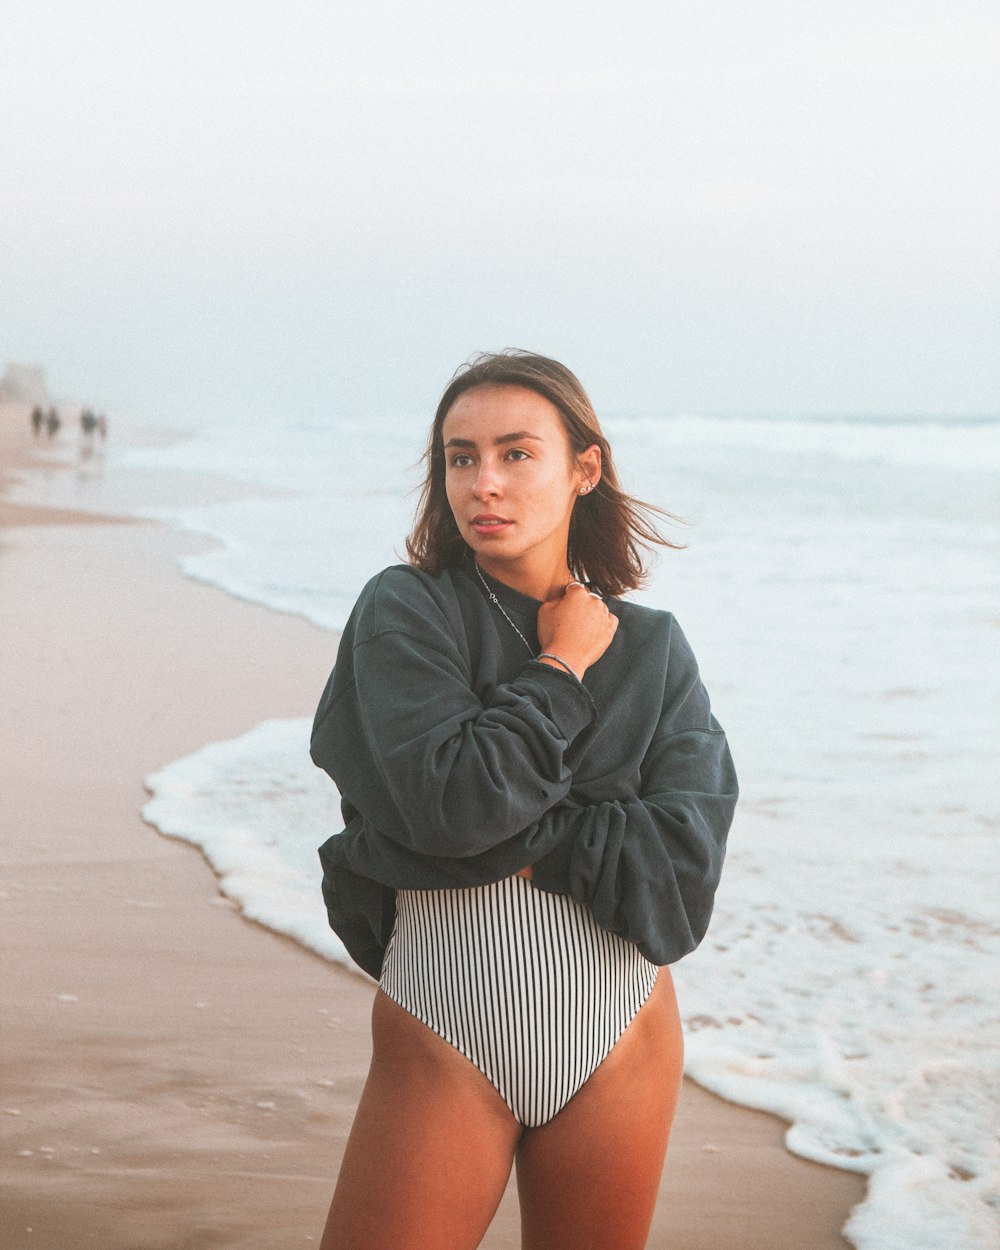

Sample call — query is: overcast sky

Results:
[1,0,997,423]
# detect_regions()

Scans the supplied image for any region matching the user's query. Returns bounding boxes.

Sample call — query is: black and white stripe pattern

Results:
[379,875,658,1127]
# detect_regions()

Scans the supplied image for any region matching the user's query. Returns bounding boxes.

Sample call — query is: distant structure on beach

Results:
[0,362,49,407]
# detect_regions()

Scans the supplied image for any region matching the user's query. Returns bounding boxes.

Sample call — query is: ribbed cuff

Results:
[523,658,597,743]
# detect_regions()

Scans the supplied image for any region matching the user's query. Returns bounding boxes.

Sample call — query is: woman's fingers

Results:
[536,582,618,675]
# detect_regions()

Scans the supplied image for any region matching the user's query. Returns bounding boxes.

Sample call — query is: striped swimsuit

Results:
[379,875,658,1127]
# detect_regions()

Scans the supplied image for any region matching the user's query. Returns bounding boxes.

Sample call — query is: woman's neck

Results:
[475,554,572,604]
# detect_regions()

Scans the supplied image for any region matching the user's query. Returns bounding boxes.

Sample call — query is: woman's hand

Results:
[536,581,618,680]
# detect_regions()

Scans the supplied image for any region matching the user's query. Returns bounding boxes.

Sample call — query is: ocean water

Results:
[19,407,1000,1247]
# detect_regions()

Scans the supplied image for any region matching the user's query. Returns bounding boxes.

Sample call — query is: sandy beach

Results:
[0,407,866,1248]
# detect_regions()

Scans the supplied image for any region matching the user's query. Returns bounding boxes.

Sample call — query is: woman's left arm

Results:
[528,616,738,966]
[529,723,737,966]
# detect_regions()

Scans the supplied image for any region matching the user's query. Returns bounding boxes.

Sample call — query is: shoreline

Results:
[0,406,865,1248]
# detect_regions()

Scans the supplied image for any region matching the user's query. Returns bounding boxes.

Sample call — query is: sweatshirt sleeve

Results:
[310,568,597,859]
[529,624,738,966]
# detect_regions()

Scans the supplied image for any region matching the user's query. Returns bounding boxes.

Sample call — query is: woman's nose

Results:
[473,463,501,498]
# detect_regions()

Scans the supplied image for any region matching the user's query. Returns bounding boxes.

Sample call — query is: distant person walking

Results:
[45,408,60,439]
[30,406,44,436]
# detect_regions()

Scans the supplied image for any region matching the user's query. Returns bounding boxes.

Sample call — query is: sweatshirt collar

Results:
[461,556,542,628]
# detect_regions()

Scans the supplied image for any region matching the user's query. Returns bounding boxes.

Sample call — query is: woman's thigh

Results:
[320,990,521,1250]
[515,969,685,1250]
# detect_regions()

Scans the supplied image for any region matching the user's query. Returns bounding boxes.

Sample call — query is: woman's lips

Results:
[471,515,512,536]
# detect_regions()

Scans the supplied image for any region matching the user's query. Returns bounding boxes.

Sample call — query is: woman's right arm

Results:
[358,632,595,855]
[310,569,601,860]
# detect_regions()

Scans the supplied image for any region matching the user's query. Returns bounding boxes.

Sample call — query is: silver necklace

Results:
[474,563,534,657]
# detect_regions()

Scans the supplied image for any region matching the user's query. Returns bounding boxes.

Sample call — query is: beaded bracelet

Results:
[536,652,580,680]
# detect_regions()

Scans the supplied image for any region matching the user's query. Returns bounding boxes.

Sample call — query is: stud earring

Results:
[579,484,591,495]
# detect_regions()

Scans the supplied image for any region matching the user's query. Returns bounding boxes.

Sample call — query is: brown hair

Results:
[405,350,682,598]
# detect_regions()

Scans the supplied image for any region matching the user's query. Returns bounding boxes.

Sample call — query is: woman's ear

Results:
[577,444,602,494]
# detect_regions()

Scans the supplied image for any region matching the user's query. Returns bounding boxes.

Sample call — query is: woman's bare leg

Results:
[515,970,684,1250]
[319,991,521,1250]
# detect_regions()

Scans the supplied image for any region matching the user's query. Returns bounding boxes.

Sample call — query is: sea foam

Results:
[143,719,353,970]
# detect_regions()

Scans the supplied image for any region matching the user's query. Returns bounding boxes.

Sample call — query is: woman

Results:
[311,351,738,1249]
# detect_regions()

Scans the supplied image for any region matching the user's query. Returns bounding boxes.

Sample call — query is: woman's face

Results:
[442,384,600,595]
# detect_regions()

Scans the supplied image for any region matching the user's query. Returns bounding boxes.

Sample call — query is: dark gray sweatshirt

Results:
[311,559,738,979]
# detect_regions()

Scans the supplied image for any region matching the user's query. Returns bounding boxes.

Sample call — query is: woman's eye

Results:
[450,453,474,468]
[506,448,529,462]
